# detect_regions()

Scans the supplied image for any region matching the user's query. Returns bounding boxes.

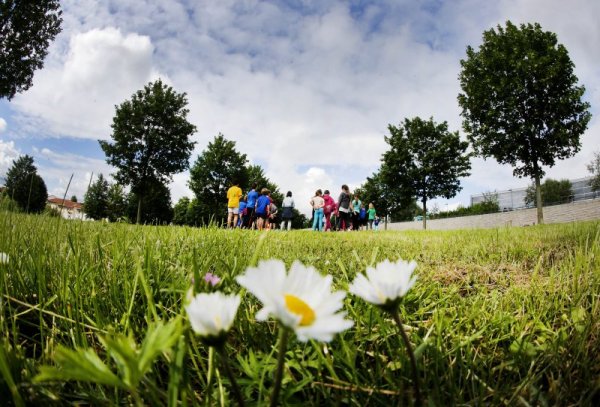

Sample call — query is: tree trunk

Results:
[535,174,543,224]
[136,195,143,224]
[422,199,427,230]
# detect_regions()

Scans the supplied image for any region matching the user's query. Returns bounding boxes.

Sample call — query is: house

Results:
[47,196,88,220]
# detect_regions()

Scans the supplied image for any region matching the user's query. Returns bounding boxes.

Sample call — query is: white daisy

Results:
[185,292,241,343]
[236,259,353,342]
[0,252,8,264]
[349,259,417,308]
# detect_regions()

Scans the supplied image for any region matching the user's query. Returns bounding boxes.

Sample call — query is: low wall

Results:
[387,198,600,231]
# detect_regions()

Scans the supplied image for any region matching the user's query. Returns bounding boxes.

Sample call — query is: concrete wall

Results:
[387,198,600,231]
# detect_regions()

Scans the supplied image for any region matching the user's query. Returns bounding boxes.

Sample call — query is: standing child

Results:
[280,191,295,231]
[255,188,271,230]
[310,189,325,231]
[226,181,242,228]
[322,190,336,231]
[244,183,259,228]
[237,195,247,227]
[367,203,376,230]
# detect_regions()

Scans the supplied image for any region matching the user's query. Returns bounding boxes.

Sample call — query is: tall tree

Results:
[4,155,47,213]
[0,0,62,100]
[99,79,196,224]
[587,151,600,193]
[524,178,572,207]
[188,134,249,225]
[380,117,471,229]
[83,173,109,220]
[247,164,284,204]
[459,21,591,224]
[126,179,173,225]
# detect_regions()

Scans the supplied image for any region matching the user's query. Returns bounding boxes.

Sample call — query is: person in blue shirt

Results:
[237,196,247,227]
[255,188,271,230]
[244,182,259,228]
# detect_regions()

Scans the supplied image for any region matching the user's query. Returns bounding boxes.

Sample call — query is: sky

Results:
[1,0,599,216]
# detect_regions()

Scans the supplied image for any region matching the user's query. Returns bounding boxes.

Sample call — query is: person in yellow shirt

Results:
[226,181,243,228]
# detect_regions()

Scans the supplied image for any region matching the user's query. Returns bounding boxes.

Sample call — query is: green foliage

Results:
[432,201,500,219]
[35,319,182,402]
[100,79,196,223]
[126,179,173,224]
[107,183,128,222]
[525,178,572,206]
[587,151,600,192]
[83,174,109,220]
[0,0,62,100]
[188,134,249,225]
[355,172,416,221]
[4,155,48,213]
[290,208,309,229]
[459,21,591,222]
[0,193,20,212]
[172,197,191,226]
[380,117,471,228]
[70,195,77,203]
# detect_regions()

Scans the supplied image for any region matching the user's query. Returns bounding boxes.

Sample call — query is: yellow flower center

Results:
[284,294,315,326]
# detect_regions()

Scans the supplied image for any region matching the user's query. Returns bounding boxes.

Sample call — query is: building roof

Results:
[47,196,83,210]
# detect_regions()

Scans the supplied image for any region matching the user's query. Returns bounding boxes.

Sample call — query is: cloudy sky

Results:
[1,0,598,216]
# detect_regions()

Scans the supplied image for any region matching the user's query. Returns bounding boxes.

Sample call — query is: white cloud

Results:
[0,140,20,178]
[32,147,112,200]
[0,118,6,133]
[13,27,161,140]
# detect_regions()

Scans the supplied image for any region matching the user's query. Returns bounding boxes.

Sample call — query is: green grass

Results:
[0,210,599,406]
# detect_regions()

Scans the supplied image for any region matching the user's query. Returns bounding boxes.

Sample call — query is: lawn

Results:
[1,210,598,406]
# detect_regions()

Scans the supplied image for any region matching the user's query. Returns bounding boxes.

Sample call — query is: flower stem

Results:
[216,345,246,407]
[391,309,422,407]
[270,327,289,407]
[205,346,214,407]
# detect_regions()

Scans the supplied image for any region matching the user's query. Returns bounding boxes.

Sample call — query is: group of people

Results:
[309,185,379,232]
[226,182,380,231]
[226,182,295,230]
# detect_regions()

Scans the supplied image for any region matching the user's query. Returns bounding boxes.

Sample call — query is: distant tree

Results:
[459,21,591,224]
[4,155,47,213]
[70,195,77,203]
[247,164,284,204]
[83,174,109,220]
[173,196,191,226]
[0,0,62,100]
[100,79,196,224]
[188,134,249,225]
[126,179,173,224]
[291,208,308,229]
[587,151,600,192]
[524,178,572,207]
[380,117,471,229]
[355,171,415,223]
[106,182,128,222]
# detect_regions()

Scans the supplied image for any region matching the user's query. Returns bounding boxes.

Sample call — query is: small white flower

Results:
[236,259,353,342]
[0,252,8,264]
[349,259,417,307]
[185,292,241,340]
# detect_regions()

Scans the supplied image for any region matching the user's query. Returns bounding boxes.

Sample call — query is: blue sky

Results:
[1,0,599,216]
